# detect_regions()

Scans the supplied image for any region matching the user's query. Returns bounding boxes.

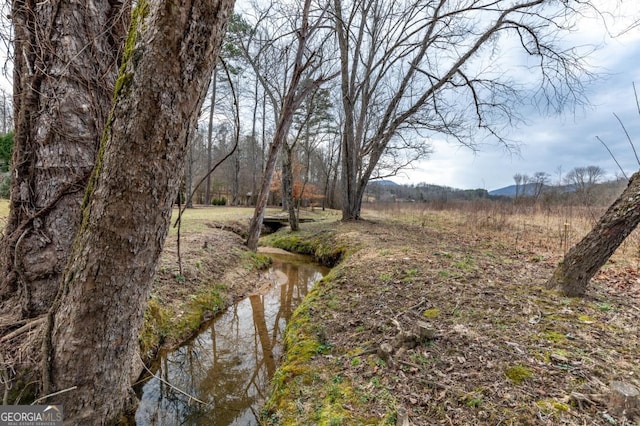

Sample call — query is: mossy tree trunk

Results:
[43,1,234,421]
[547,172,640,297]
[0,0,234,421]
[0,0,129,319]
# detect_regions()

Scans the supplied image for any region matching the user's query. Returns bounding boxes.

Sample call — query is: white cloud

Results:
[394,2,640,191]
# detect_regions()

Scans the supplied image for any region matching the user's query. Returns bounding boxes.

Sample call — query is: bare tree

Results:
[532,171,550,200]
[294,88,337,212]
[565,165,605,205]
[205,67,219,206]
[236,0,338,250]
[333,0,594,220]
[513,173,523,199]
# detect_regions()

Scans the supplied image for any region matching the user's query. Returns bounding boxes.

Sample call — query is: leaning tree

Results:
[547,171,640,296]
[548,94,640,297]
[233,0,337,250]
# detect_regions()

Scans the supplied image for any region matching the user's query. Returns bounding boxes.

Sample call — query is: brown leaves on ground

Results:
[268,212,640,425]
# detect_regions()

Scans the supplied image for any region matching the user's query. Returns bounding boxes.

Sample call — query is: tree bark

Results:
[547,172,640,297]
[42,0,234,422]
[283,145,299,231]
[0,0,129,318]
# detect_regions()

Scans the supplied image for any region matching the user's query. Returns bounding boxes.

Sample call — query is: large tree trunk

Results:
[334,0,361,221]
[547,172,640,297]
[0,0,129,319]
[39,0,234,422]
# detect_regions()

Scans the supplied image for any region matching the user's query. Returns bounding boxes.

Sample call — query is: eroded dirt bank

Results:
[261,218,640,425]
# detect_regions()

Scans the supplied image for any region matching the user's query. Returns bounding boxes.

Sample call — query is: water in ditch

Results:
[135,250,329,425]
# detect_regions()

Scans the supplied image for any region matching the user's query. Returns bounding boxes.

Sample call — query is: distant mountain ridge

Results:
[367,180,489,201]
[366,178,625,202]
[488,184,535,197]
[488,183,577,197]
[370,179,400,187]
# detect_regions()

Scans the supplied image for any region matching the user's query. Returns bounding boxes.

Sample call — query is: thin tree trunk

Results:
[251,75,260,203]
[232,141,240,205]
[547,172,640,296]
[0,0,129,318]
[281,158,289,211]
[283,145,299,231]
[44,0,234,421]
[185,135,196,209]
[206,68,218,206]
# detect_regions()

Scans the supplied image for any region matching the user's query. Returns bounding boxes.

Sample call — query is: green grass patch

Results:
[261,229,347,267]
[504,364,533,385]
[237,248,272,270]
[540,329,566,343]
[422,307,441,319]
[0,199,9,218]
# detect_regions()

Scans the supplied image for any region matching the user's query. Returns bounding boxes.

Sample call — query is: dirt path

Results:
[262,217,640,425]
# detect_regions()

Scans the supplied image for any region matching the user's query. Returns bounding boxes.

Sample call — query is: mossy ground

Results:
[261,205,640,425]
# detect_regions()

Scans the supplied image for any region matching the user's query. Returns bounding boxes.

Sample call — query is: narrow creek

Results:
[135,249,329,425]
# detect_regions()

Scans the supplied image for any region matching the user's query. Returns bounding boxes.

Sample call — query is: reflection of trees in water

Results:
[137,259,325,425]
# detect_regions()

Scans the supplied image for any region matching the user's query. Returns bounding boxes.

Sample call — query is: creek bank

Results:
[137,225,272,369]
[135,250,329,425]
[260,219,640,425]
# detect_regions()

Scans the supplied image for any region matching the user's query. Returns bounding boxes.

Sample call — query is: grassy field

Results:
[363,201,640,267]
[0,200,339,233]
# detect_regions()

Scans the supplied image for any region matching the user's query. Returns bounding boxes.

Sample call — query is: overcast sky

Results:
[1,2,637,193]
[391,3,640,191]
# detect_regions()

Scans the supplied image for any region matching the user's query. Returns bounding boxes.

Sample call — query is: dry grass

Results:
[0,199,9,218]
[363,201,640,268]
[264,202,640,425]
